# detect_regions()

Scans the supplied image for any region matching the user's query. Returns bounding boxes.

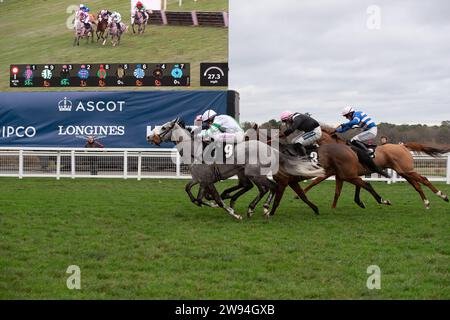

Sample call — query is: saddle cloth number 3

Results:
[309,151,319,164]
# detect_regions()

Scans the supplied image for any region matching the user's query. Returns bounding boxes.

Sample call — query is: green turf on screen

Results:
[0,0,228,90]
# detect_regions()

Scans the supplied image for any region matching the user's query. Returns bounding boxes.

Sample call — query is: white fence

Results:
[0,148,449,184]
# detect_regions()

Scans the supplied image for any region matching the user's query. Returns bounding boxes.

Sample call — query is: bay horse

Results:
[304,129,450,209]
[245,124,391,217]
[96,12,109,42]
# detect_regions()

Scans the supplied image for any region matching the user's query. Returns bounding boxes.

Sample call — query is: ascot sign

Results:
[58,97,125,112]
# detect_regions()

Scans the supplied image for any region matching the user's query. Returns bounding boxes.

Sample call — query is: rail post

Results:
[137,152,142,181]
[176,151,181,177]
[19,149,24,179]
[71,150,75,179]
[56,151,61,180]
[447,154,450,185]
[124,150,128,179]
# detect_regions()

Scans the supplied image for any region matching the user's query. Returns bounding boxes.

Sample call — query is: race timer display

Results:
[10,63,190,87]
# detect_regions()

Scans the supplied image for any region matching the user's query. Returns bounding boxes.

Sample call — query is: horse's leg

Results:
[221,183,245,199]
[409,171,449,203]
[261,179,278,217]
[304,174,331,193]
[185,180,199,204]
[269,180,288,216]
[229,182,254,210]
[347,177,391,206]
[206,184,242,220]
[132,23,136,33]
[354,186,365,209]
[399,173,430,209]
[247,177,270,218]
[332,177,343,209]
[289,180,319,215]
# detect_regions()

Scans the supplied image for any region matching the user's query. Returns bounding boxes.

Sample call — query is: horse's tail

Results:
[404,142,450,157]
[278,152,325,177]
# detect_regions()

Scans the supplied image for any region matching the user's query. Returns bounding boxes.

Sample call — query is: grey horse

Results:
[147,118,325,220]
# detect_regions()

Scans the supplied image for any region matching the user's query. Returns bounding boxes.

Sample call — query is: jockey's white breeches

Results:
[351,126,378,142]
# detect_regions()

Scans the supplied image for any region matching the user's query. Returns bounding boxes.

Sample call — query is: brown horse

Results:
[96,12,109,42]
[244,125,391,217]
[304,129,450,209]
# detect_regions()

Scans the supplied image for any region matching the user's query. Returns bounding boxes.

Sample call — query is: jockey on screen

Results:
[78,5,91,30]
[133,1,150,23]
[110,11,123,31]
[197,110,245,143]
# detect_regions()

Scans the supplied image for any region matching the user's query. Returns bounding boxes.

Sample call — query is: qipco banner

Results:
[0,91,236,148]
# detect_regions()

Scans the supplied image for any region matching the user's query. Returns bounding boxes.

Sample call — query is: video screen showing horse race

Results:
[0,0,449,307]
[1,0,229,89]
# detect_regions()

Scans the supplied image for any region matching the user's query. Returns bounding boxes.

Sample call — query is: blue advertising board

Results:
[0,91,230,148]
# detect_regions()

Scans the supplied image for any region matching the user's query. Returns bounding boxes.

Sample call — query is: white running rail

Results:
[0,147,448,184]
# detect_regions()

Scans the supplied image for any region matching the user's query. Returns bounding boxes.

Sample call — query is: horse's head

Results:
[147,118,187,146]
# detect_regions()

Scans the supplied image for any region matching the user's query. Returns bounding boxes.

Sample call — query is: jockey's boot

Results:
[350,140,390,178]
[294,143,307,157]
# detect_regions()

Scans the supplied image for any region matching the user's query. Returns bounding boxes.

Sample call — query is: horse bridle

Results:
[155,118,180,145]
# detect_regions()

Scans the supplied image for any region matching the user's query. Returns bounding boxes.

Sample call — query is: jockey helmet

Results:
[201,110,217,122]
[195,115,203,122]
[280,111,294,122]
[80,4,85,9]
[137,1,143,7]
[341,106,355,117]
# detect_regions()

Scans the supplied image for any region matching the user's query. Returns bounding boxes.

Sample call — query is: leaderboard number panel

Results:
[10,63,190,87]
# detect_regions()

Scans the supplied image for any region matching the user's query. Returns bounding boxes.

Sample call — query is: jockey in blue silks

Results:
[336,106,390,177]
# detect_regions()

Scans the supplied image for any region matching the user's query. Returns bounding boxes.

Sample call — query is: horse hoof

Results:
[357,202,366,209]
[313,207,320,215]
[235,215,243,221]
[383,200,392,206]
[263,207,270,216]
[424,200,430,209]
[247,208,254,218]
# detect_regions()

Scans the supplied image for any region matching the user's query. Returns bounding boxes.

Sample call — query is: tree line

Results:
[241,120,450,145]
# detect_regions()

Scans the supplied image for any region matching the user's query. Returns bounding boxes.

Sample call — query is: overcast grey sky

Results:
[229,0,450,125]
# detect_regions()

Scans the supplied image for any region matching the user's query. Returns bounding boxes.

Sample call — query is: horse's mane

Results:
[319,123,335,135]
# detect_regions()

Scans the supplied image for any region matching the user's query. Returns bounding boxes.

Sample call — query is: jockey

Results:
[197,110,245,143]
[78,7,91,30]
[99,9,110,22]
[336,106,389,177]
[336,106,378,157]
[110,11,122,31]
[133,1,149,22]
[280,111,322,156]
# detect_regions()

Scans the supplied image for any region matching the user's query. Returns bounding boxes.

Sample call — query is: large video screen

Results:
[1,0,229,90]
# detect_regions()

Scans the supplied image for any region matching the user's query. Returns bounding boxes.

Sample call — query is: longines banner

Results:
[0,91,229,148]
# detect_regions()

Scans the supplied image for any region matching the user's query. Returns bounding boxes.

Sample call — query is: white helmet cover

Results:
[201,109,217,122]
[341,106,355,116]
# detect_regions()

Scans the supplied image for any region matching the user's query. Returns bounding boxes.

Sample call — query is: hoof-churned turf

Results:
[0,178,449,299]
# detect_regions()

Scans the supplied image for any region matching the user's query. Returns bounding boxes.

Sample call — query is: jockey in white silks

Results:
[197,110,245,143]
[110,11,122,31]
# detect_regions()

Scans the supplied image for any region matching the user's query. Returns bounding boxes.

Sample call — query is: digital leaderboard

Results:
[10,63,190,87]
